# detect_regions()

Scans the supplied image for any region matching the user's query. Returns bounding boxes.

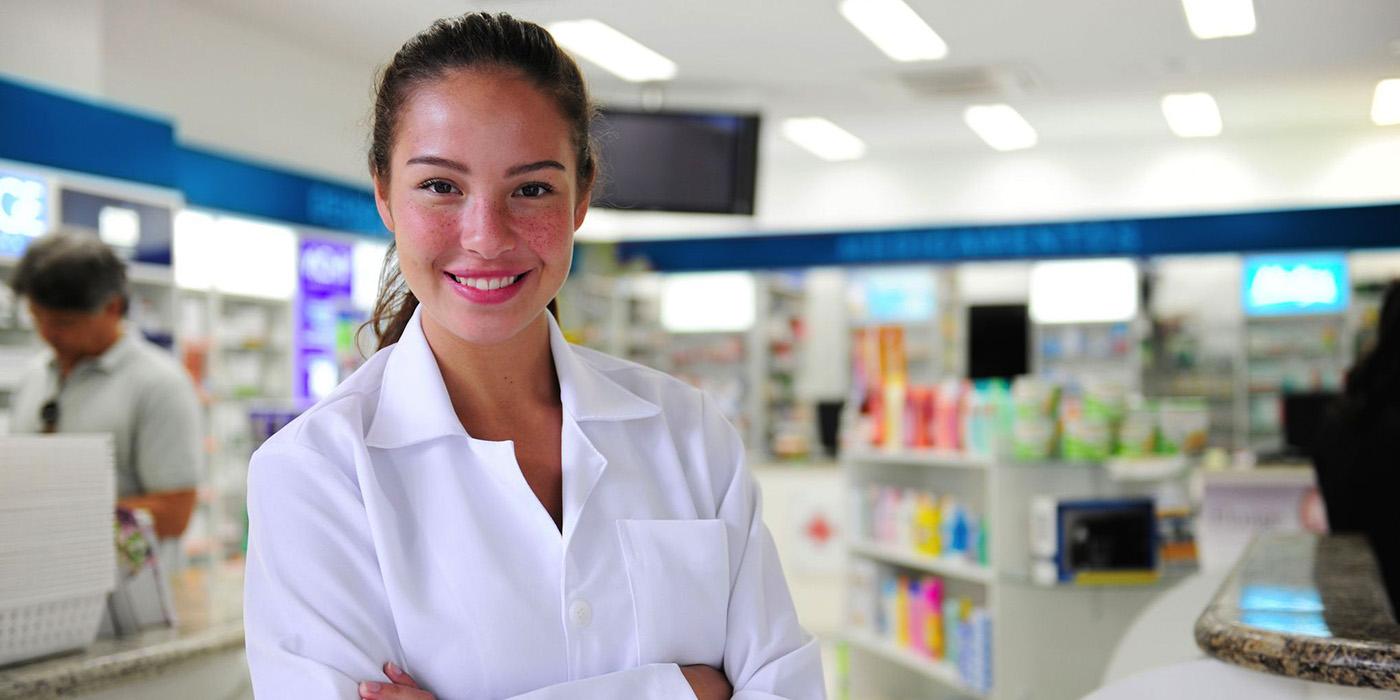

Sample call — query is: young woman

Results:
[242,12,823,700]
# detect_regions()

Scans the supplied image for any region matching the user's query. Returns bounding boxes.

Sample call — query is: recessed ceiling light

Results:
[1161,92,1223,138]
[547,19,677,83]
[963,105,1038,151]
[1372,79,1400,126]
[839,0,948,62]
[1180,0,1256,40]
[782,118,867,161]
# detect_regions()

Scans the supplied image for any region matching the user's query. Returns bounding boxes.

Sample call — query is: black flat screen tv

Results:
[591,108,760,215]
[968,304,1030,380]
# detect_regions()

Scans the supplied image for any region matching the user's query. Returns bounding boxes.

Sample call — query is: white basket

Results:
[0,590,109,667]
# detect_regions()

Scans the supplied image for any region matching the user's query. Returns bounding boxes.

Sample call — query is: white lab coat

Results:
[243,308,825,699]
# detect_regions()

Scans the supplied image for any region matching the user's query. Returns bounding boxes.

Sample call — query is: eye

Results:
[418,179,460,195]
[515,182,554,198]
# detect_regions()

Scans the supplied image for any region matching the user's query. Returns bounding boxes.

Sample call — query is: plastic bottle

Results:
[895,575,910,646]
[927,577,944,658]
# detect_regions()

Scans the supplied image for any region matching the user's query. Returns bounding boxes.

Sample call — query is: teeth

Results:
[451,273,519,291]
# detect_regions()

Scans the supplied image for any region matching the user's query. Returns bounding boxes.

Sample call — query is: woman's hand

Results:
[681,664,733,700]
[359,662,434,699]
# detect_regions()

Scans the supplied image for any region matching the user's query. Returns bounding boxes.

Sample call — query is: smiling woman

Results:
[241,11,824,700]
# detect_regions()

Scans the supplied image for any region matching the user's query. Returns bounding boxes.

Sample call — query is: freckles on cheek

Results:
[399,206,461,249]
[516,213,572,253]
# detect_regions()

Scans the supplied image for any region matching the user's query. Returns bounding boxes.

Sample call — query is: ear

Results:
[372,173,396,233]
[573,180,592,231]
[104,295,125,318]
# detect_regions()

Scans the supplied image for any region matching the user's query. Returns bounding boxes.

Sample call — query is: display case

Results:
[842,447,1197,700]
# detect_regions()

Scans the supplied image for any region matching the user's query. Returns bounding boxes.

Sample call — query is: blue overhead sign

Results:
[617,204,1400,271]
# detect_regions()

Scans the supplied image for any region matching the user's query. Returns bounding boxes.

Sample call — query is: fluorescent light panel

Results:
[782,117,867,161]
[1372,79,1400,126]
[963,105,1037,151]
[547,19,676,82]
[1029,259,1140,324]
[1181,0,1256,39]
[661,272,756,333]
[1161,92,1223,138]
[839,0,948,61]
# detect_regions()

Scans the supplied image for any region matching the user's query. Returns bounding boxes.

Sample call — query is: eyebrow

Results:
[404,156,567,177]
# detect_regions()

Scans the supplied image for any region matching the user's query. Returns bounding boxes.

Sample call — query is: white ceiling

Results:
[177,0,1400,159]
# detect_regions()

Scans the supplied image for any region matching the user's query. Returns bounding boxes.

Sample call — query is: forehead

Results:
[27,302,96,322]
[393,68,574,166]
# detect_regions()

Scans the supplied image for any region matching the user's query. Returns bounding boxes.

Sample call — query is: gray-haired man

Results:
[8,231,201,541]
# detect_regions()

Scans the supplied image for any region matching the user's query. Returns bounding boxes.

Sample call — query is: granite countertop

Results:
[0,561,246,699]
[1196,532,1400,690]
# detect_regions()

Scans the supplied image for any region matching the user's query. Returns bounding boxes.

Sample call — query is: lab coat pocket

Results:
[616,519,730,668]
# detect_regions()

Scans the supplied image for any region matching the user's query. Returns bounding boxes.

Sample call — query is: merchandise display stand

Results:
[572,271,810,461]
[177,288,294,564]
[843,447,1196,700]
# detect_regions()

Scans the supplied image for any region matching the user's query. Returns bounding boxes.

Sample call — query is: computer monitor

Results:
[1282,391,1340,457]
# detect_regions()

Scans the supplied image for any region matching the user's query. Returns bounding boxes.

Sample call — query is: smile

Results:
[445,272,525,291]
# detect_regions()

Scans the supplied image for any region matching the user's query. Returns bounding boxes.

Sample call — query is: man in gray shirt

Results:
[9,231,202,541]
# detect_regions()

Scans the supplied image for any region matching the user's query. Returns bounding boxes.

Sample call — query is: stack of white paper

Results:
[0,435,116,665]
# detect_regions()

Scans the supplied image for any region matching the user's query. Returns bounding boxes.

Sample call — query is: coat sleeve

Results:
[704,395,828,700]
[244,441,407,697]
[503,665,695,698]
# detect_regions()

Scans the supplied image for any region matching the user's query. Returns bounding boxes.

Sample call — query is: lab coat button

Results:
[569,599,592,627]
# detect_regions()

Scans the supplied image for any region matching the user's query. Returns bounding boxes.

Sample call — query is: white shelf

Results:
[849,540,994,584]
[845,631,985,698]
[843,447,990,470]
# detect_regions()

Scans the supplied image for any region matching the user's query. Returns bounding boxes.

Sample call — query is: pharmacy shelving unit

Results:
[1238,313,1348,453]
[579,271,809,461]
[176,287,295,564]
[758,273,815,461]
[843,446,1197,700]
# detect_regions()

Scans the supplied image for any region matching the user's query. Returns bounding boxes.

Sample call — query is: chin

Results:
[424,301,547,348]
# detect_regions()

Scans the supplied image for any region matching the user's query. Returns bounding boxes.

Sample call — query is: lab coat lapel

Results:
[546,314,659,543]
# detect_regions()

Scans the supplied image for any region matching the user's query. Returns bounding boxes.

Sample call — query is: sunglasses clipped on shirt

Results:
[41,398,59,434]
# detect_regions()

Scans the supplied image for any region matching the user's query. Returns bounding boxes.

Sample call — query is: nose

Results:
[459,195,515,259]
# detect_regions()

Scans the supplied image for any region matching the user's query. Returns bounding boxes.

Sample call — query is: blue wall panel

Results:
[0,77,176,189]
[176,146,387,237]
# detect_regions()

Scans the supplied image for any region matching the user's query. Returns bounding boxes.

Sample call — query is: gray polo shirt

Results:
[11,328,203,498]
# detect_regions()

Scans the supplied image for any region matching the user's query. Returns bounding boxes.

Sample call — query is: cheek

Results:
[515,209,574,258]
[395,206,459,256]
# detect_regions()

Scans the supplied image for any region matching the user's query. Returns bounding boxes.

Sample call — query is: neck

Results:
[58,325,124,379]
[421,313,560,437]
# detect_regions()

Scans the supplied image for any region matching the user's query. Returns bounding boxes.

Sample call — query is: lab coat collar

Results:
[545,310,660,423]
[365,306,658,449]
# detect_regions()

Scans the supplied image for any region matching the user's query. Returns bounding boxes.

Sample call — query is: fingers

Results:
[358,679,431,699]
[384,662,421,689]
[358,662,430,699]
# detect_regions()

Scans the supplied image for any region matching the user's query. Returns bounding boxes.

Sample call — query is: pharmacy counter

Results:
[0,563,247,699]
[1196,532,1400,691]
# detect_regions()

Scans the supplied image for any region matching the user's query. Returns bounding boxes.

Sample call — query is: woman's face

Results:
[374,67,588,347]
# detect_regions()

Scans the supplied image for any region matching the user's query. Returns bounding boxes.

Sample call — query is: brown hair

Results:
[364,12,594,350]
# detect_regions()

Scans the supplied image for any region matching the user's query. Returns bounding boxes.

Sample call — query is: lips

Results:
[442,269,531,304]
